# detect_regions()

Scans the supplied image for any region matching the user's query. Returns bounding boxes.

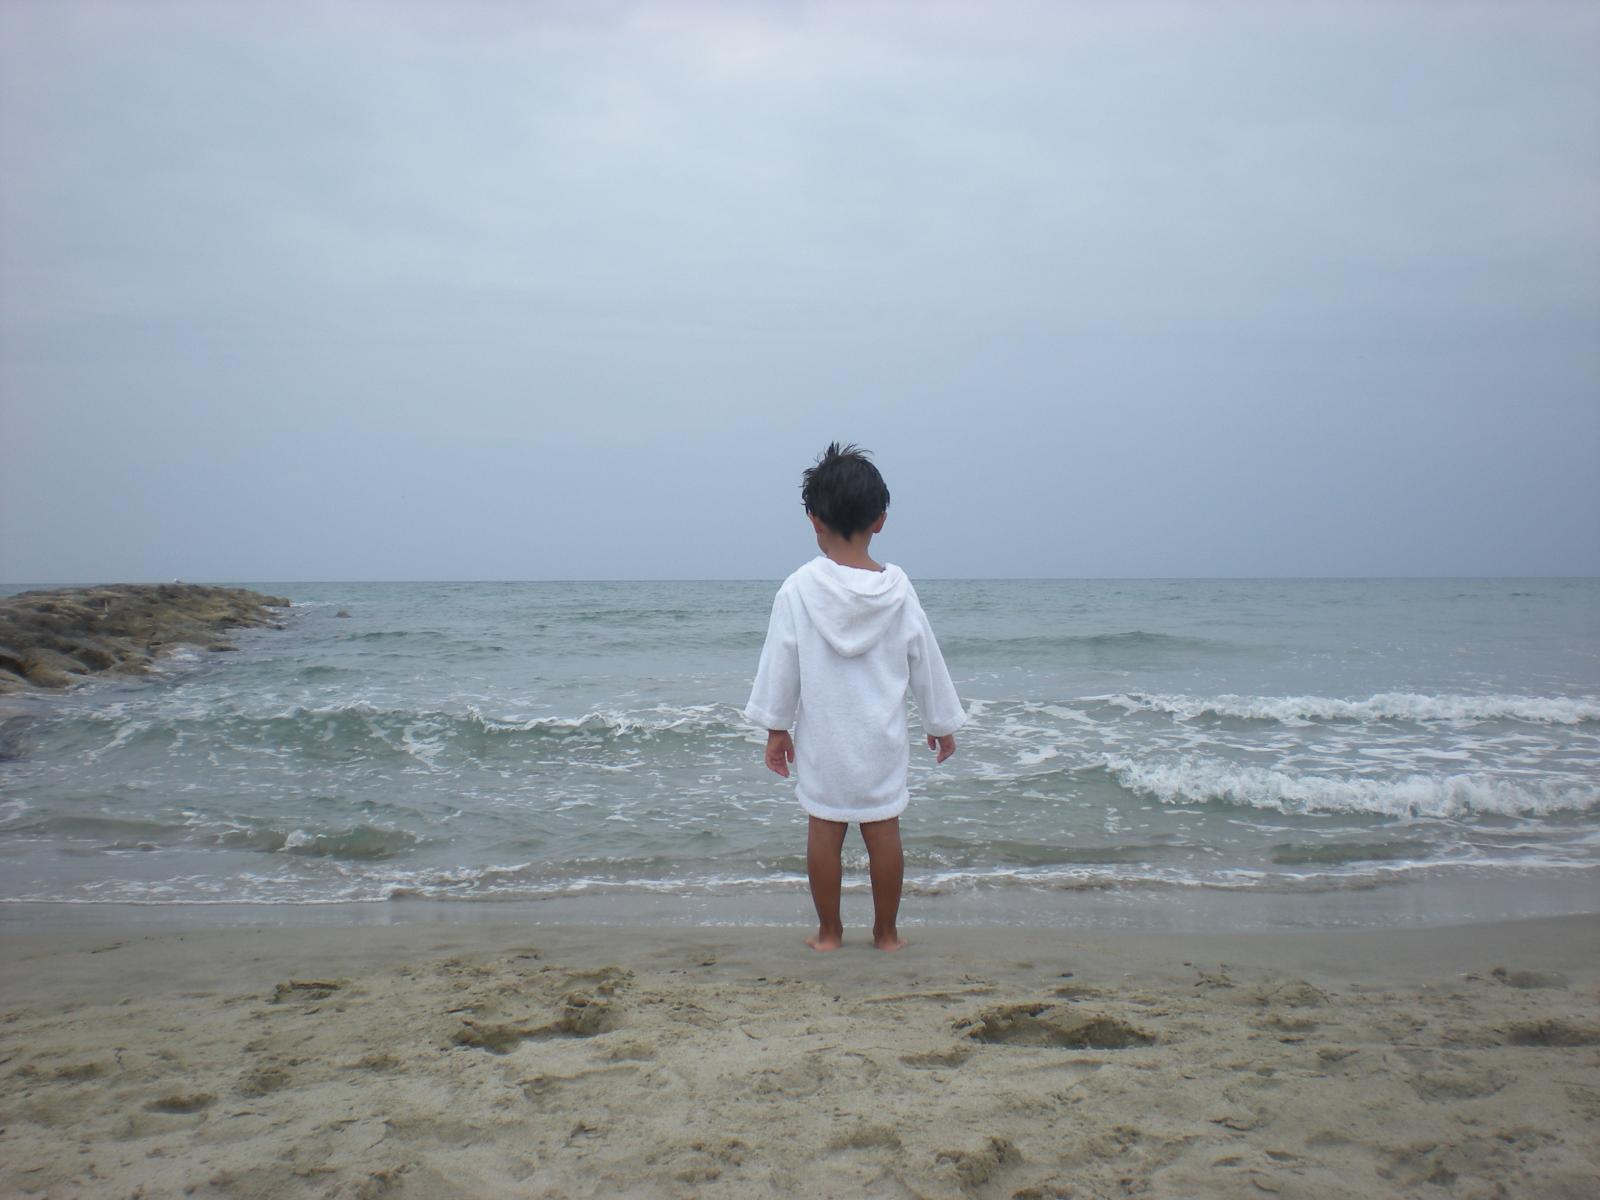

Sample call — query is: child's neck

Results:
[818,534,882,573]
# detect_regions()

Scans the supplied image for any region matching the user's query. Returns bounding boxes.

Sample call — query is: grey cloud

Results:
[2,0,1596,581]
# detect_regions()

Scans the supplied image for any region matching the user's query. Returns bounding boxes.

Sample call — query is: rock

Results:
[24,646,90,674]
[23,647,90,688]
[64,641,120,671]
[0,585,292,688]
[22,664,74,688]
[0,643,25,675]
[335,610,351,618]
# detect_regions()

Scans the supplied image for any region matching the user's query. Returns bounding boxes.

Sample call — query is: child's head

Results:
[801,442,890,541]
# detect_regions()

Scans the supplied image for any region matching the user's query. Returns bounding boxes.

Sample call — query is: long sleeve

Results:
[907,598,965,737]
[744,589,801,730]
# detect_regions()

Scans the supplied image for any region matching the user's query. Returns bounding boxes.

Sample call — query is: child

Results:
[745,443,965,952]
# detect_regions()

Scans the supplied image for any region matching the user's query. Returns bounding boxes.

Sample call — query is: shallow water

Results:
[2,578,1596,920]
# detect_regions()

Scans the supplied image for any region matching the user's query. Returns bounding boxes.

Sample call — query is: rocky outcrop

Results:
[0,584,291,693]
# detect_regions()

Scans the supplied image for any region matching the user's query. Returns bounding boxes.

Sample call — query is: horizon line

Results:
[4,574,1598,588]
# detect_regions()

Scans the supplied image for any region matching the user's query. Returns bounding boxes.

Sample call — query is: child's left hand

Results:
[764,730,795,777]
[927,733,956,763]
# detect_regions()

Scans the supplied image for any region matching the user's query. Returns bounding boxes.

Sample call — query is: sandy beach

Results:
[2,909,1596,1199]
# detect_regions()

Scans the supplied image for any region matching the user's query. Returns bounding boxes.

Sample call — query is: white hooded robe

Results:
[744,557,966,823]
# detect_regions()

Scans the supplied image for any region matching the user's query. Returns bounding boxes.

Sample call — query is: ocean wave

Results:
[343,629,446,641]
[942,630,1226,657]
[1101,691,1600,726]
[2,814,187,841]
[69,702,750,766]
[557,607,723,623]
[1269,839,1438,866]
[1100,755,1600,818]
[213,823,423,860]
[9,858,1596,907]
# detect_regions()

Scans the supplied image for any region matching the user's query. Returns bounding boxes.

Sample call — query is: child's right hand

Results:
[927,733,956,764]
[764,730,795,777]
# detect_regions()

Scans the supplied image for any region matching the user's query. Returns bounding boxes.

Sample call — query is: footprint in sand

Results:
[597,1039,656,1062]
[270,978,344,1004]
[1247,979,1328,1009]
[542,991,621,1037]
[1409,1064,1509,1101]
[1496,1018,1600,1047]
[1052,982,1103,1000]
[453,990,624,1053]
[827,1125,903,1157]
[237,1065,291,1096]
[955,1003,1155,1049]
[144,1092,215,1114]
[549,966,633,995]
[898,1045,974,1069]
[347,1051,404,1072]
[933,1135,1023,1191]
[15,1060,105,1083]
[664,1137,748,1185]
[452,1021,529,1054]
[1488,966,1570,990]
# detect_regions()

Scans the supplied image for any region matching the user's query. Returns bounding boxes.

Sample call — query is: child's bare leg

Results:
[860,817,907,951]
[805,816,848,951]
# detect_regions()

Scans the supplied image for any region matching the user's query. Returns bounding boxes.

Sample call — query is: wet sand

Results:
[2,910,1597,1198]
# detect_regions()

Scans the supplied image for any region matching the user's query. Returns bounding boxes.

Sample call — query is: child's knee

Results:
[860,817,901,851]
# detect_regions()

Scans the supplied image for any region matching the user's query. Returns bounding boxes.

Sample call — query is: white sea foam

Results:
[1101,692,1600,726]
[461,704,738,737]
[1102,754,1600,818]
[145,645,205,673]
[400,721,445,768]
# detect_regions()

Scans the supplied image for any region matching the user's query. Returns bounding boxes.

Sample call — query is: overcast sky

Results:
[2,0,1596,582]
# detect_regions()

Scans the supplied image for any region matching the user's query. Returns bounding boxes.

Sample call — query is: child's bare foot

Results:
[872,927,907,952]
[805,925,844,952]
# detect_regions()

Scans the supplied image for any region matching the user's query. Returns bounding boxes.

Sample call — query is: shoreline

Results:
[6,910,1598,999]
[3,914,1596,1197]
[2,863,1596,934]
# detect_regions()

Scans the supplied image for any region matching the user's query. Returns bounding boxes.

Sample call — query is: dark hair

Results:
[800,442,890,540]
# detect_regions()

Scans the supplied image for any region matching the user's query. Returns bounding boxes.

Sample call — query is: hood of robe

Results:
[792,556,911,658]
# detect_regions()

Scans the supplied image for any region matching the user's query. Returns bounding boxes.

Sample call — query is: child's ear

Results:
[870,512,887,534]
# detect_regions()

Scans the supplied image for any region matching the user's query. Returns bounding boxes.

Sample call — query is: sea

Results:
[2,577,1597,930]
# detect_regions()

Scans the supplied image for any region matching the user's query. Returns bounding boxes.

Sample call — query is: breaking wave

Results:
[1100,755,1600,818]
[1101,691,1600,726]
[214,823,424,860]
[71,702,749,766]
